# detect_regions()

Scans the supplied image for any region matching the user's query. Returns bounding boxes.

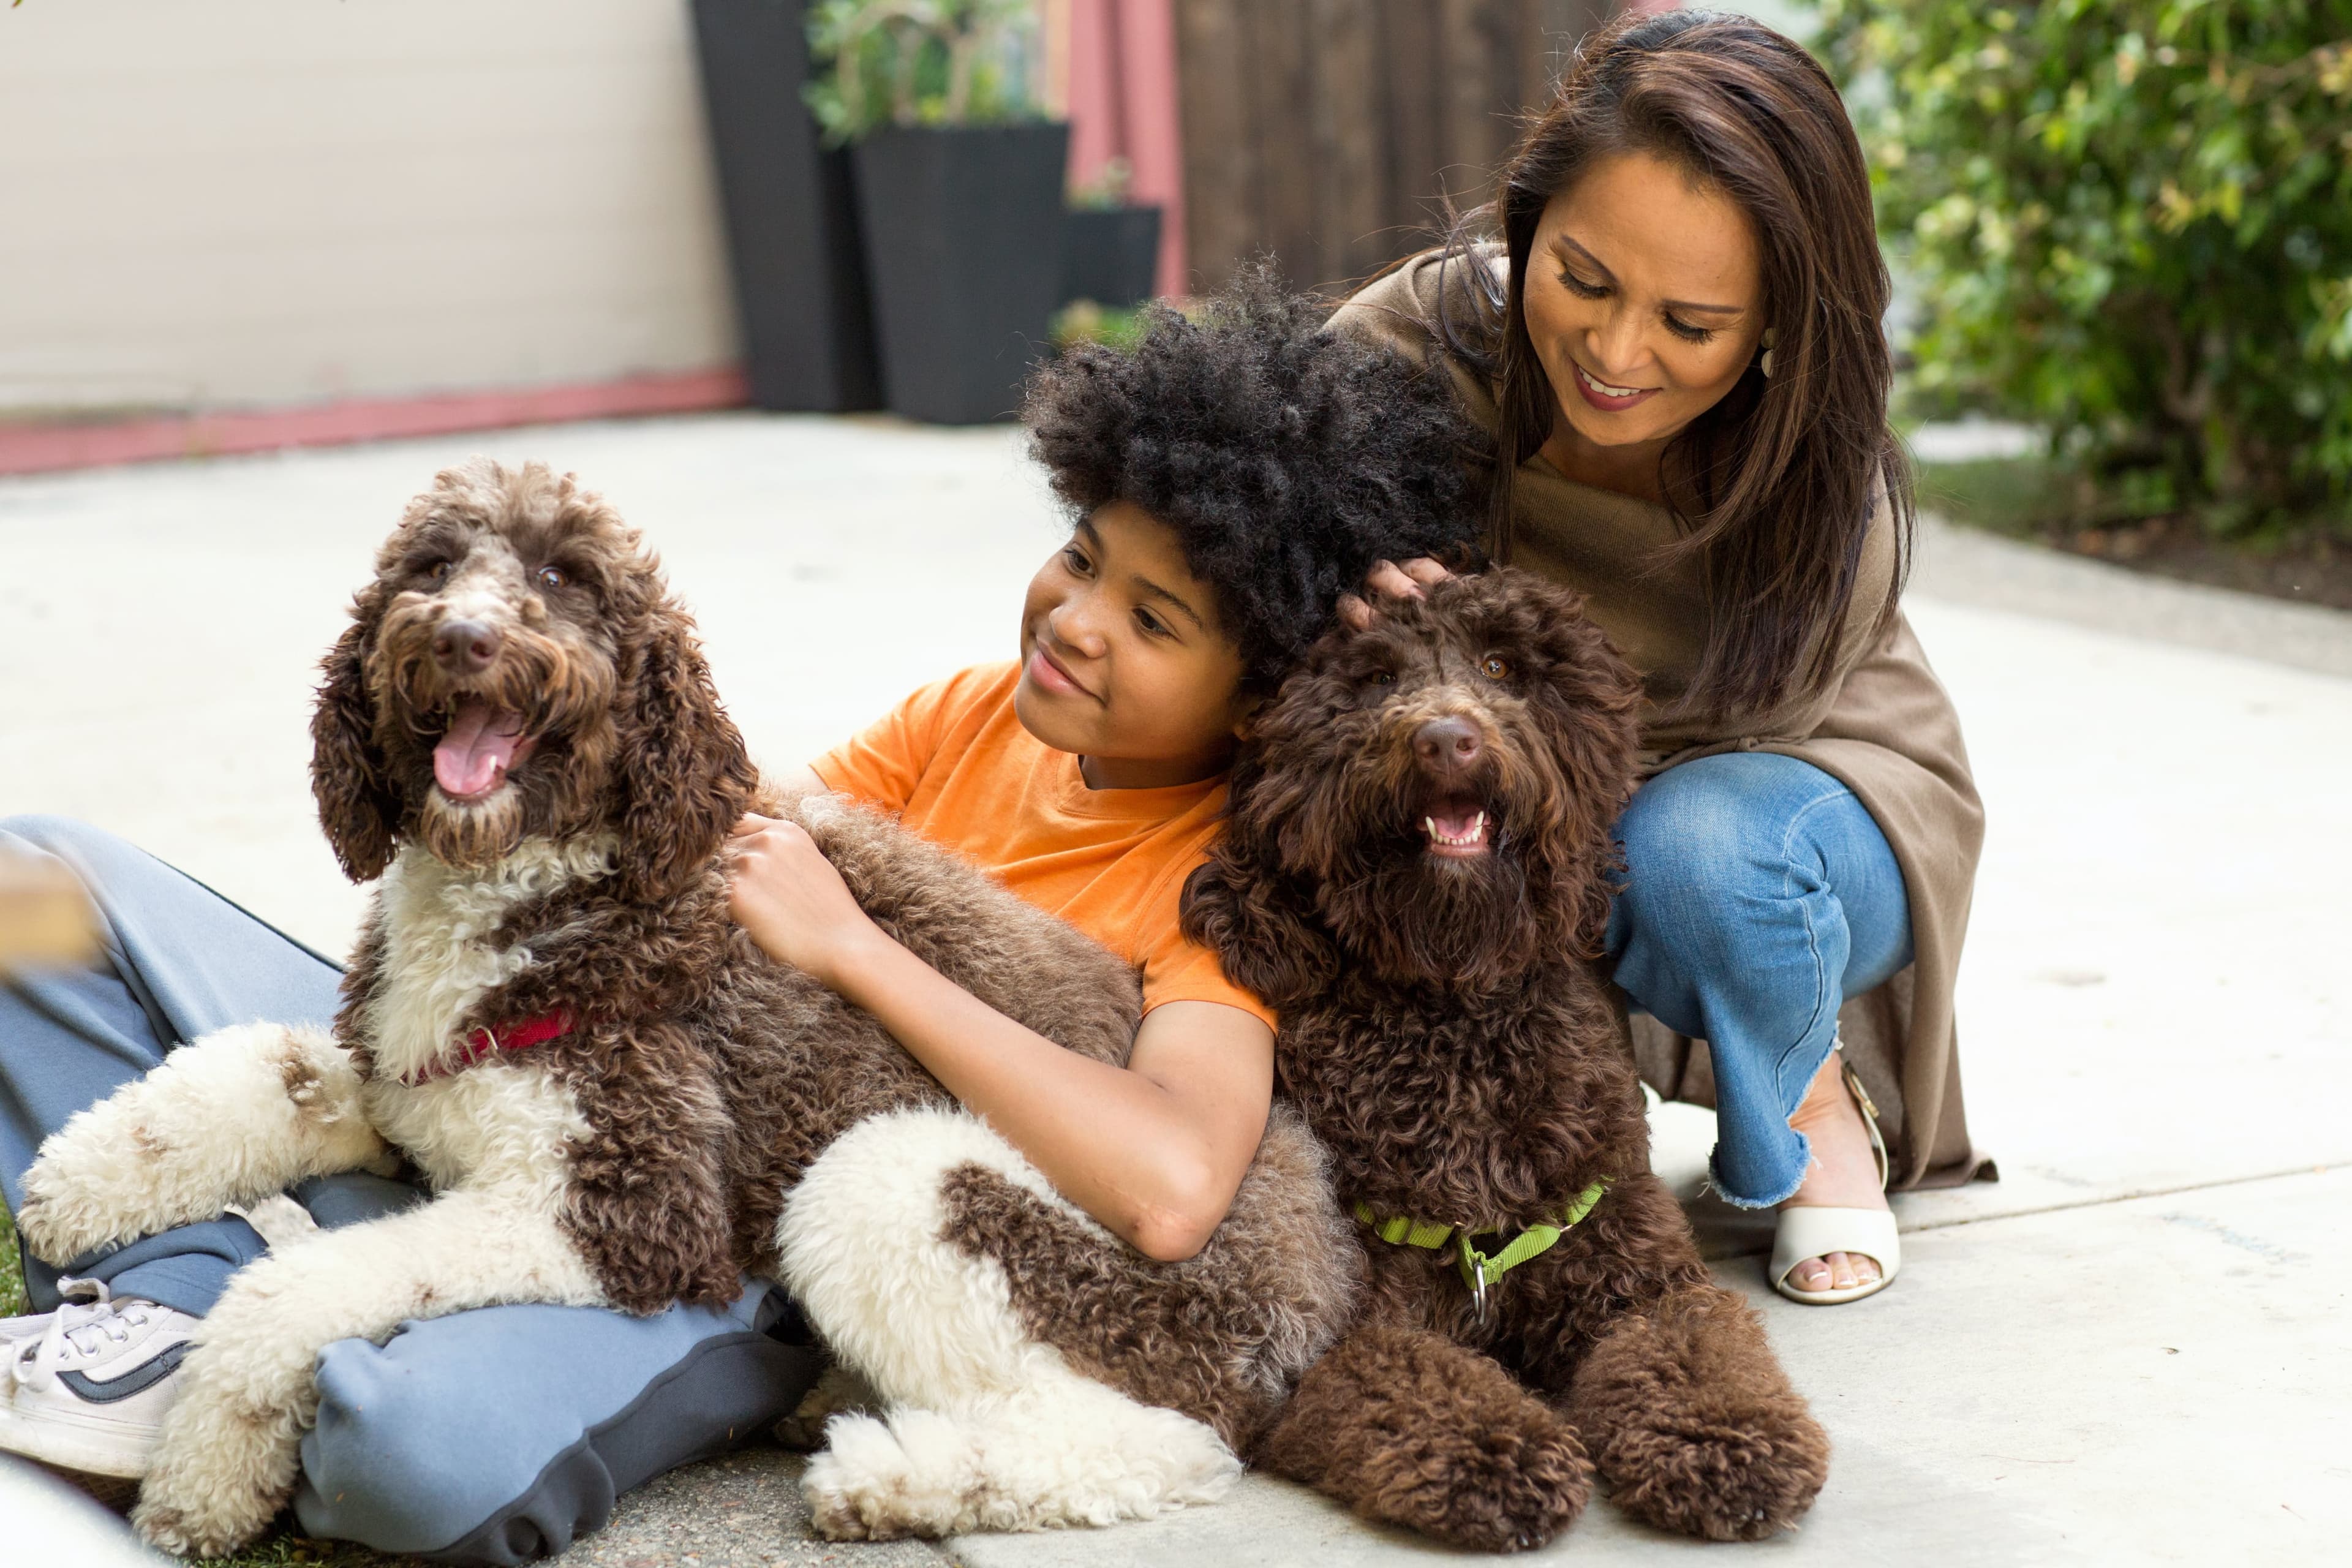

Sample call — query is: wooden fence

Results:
[1172,0,1613,298]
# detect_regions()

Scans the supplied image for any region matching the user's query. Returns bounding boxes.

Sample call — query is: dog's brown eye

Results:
[1481,655,1512,680]
[1369,670,1396,687]
[537,566,565,590]
[425,561,451,584]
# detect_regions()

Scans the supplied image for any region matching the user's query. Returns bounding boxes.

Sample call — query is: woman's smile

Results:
[1570,360,1663,412]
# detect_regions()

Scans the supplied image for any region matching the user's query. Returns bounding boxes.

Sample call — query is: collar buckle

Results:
[1356,1177,1613,1313]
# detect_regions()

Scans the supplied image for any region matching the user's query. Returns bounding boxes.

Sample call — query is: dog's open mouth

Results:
[433,698,539,802]
[1419,793,1493,859]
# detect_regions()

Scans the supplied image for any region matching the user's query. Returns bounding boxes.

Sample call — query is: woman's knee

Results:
[1613,755,1849,941]
[1607,755,1866,1040]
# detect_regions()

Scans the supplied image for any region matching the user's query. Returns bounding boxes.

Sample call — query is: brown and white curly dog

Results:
[1183,569,1830,1551]
[17,459,1356,1556]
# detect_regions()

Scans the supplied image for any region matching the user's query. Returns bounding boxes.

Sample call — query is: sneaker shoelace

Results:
[7,1278,156,1396]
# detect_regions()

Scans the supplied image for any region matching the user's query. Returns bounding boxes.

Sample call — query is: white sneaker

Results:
[0,1279,197,1479]
[0,1308,57,1349]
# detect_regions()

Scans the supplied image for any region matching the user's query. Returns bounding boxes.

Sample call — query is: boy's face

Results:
[1015,501,1252,790]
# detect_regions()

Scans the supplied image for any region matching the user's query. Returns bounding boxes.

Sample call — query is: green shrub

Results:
[1812,1,2352,536]
[804,0,1044,146]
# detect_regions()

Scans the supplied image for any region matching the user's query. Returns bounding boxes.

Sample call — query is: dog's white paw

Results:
[802,1394,1239,1540]
[20,1022,382,1265]
[132,1359,304,1558]
[802,1404,1120,1539]
[803,1408,973,1539]
[130,1257,335,1556]
[17,1125,159,1265]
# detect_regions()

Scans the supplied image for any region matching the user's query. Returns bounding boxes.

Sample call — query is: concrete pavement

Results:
[2,413,2345,1566]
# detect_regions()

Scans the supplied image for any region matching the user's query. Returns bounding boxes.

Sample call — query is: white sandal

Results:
[1770,1061,1901,1306]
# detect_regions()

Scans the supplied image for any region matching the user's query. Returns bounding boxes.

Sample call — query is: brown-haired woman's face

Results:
[1523,151,1766,461]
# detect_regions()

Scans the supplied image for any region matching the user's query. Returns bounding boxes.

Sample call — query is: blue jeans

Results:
[1606,755,1913,1208]
[0,816,819,1562]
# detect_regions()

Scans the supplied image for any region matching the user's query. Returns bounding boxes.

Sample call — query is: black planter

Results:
[689,0,881,412]
[1061,206,1163,309]
[850,124,1071,425]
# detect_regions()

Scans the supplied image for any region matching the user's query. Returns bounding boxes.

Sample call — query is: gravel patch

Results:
[544,1446,951,1568]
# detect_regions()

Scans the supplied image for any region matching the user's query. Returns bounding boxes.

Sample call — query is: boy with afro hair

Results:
[730,273,1477,1264]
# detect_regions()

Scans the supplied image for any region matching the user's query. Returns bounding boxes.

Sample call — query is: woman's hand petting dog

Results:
[727,812,880,992]
[1337,556,1453,630]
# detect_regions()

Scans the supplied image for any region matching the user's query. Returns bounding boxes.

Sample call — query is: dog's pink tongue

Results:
[434,701,527,799]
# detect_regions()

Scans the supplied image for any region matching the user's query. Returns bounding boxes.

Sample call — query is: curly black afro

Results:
[1025,267,1482,692]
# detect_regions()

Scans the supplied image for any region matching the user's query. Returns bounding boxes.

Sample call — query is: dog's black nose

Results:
[432,619,502,675]
[1414,717,1482,773]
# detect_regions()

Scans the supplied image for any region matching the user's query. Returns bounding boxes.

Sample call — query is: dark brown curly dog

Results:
[1183,570,1829,1551]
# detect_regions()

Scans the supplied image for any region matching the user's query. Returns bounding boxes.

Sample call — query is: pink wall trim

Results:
[1065,0,1189,299]
[0,366,749,478]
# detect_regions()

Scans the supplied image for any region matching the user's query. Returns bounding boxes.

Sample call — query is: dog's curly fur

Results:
[1183,570,1830,1551]
[19,459,1355,1555]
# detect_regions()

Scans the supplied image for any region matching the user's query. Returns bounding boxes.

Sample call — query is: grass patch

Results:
[1914,454,2082,539]
[1917,454,2352,611]
[1917,451,2352,546]
[1,1200,24,1318]
[208,1534,415,1567]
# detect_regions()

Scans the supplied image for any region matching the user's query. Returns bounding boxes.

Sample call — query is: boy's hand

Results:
[726,813,880,992]
[1338,557,1452,630]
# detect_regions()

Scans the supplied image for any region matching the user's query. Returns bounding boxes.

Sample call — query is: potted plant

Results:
[1061,158,1163,311]
[807,0,1069,424]
[689,0,882,413]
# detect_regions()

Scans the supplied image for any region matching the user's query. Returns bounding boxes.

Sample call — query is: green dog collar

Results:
[1354,1178,1611,1299]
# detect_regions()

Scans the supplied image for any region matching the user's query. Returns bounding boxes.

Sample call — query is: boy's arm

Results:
[728,812,1272,1262]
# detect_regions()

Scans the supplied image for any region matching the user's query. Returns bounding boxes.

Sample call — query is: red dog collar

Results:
[404,1008,578,1085]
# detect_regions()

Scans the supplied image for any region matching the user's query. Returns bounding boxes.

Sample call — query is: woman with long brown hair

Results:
[1335,8,1989,1305]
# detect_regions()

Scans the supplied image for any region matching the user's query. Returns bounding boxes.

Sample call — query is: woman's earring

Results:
[1758,329,1777,379]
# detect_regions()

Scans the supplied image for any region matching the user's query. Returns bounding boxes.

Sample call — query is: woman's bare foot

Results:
[1777,1049,1887,1295]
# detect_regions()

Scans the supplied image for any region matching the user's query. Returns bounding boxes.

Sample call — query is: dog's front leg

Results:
[1510,1177,1828,1540]
[18,1022,392,1265]
[780,1107,1242,1540]
[130,1183,605,1557]
[1255,1319,1593,1551]
[1563,1278,1830,1541]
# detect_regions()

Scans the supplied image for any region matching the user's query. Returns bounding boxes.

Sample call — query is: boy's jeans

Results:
[0,816,820,1564]
[1607,753,1915,1208]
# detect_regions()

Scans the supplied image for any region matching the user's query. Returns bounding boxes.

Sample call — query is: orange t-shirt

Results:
[812,662,1272,1031]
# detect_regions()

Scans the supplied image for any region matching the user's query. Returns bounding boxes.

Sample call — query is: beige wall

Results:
[0,0,739,417]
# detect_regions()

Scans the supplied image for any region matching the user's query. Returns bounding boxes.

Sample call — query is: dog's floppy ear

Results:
[1180,797,1338,1012]
[311,595,404,883]
[613,600,758,903]
[1521,582,1645,956]
[1529,590,1643,823]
